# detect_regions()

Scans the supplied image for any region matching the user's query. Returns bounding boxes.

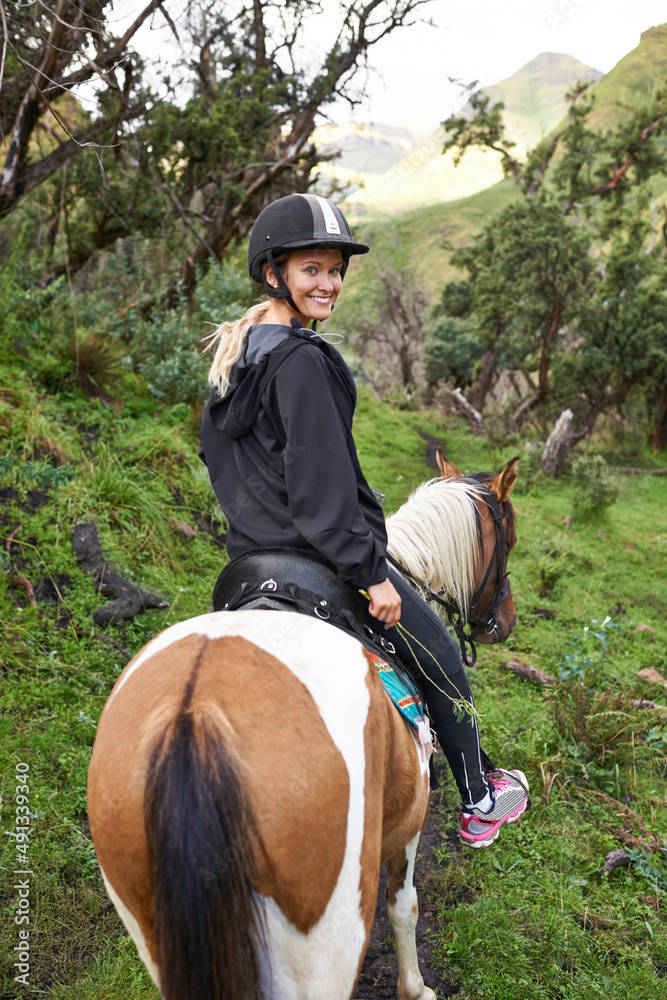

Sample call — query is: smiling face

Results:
[265,248,344,325]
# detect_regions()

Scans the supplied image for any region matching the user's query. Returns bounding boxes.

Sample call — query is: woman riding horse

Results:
[199,193,528,847]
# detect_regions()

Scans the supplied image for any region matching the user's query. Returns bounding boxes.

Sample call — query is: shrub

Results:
[137,310,210,406]
[513,446,545,495]
[133,259,253,407]
[37,327,127,400]
[0,454,75,492]
[570,453,618,520]
[558,615,620,683]
[422,315,482,387]
[552,683,666,772]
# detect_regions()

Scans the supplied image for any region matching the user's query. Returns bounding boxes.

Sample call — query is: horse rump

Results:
[144,707,266,1000]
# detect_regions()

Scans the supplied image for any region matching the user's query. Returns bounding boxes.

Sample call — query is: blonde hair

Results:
[205,299,271,395]
[205,252,292,394]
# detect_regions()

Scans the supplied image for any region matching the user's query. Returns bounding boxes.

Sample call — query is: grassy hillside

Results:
[586,24,667,132]
[1,335,667,998]
[344,141,510,215]
[339,52,600,213]
[336,178,519,322]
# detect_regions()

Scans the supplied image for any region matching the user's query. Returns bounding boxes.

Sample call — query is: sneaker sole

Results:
[462,828,501,849]
[460,770,530,848]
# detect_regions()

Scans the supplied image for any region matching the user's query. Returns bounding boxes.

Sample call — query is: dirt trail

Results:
[354,760,462,999]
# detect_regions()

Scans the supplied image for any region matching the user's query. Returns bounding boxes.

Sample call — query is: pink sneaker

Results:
[460,769,529,848]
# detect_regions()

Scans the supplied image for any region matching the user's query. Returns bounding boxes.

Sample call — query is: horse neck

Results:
[385,479,481,614]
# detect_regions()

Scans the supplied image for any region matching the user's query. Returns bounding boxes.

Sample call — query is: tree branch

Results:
[526,129,564,195]
[0,102,146,218]
[0,0,69,194]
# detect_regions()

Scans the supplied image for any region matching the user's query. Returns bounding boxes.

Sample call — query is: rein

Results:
[387,477,510,668]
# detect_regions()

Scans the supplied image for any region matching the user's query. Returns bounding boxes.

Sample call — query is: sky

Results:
[344,0,667,125]
[109,0,667,127]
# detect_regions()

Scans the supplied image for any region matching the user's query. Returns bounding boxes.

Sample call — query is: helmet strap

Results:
[265,249,302,318]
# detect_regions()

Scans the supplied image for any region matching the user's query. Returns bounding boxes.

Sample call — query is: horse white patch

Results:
[411,726,432,780]
[387,832,436,1000]
[100,866,160,989]
[106,611,371,998]
[258,890,367,1000]
[248,618,370,999]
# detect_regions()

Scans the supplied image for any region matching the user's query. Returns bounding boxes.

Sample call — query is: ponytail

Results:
[205,299,271,395]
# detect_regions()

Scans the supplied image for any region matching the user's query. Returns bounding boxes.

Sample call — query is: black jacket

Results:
[199,322,389,589]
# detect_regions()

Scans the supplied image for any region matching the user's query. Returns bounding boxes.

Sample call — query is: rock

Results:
[504,660,557,685]
[170,518,198,539]
[599,849,631,874]
[637,667,666,687]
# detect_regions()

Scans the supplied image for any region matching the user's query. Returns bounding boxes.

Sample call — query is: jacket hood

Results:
[207,326,308,439]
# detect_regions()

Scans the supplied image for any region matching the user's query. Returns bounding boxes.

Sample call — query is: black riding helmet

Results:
[248,193,369,314]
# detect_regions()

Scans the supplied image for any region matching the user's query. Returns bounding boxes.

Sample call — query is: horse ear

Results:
[436,447,463,479]
[488,456,519,502]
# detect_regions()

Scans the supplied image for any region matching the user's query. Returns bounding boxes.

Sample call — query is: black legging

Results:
[364,567,490,805]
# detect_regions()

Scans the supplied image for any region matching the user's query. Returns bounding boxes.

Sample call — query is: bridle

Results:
[388,475,512,668]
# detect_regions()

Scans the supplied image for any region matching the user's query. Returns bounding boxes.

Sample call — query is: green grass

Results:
[1,369,666,998]
[420,459,667,998]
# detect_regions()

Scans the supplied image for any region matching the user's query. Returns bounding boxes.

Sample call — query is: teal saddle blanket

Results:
[366,651,431,746]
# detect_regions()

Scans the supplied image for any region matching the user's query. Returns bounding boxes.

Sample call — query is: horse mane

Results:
[386,477,483,617]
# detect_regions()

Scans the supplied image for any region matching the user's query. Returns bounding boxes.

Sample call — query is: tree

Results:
[422,315,481,390]
[1,0,433,293]
[558,213,667,446]
[349,267,426,401]
[0,0,168,218]
[429,80,667,444]
[431,196,592,421]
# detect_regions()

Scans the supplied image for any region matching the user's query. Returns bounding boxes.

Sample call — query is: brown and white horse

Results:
[87,453,518,1000]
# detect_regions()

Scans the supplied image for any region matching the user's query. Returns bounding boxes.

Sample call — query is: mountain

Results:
[584,23,667,131]
[332,25,667,322]
[479,51,602,153]
[312,122,434,176]
[328,52,601,214]
[311,122,435,205]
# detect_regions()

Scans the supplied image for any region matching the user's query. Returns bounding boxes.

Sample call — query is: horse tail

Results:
[144,705,266,1000]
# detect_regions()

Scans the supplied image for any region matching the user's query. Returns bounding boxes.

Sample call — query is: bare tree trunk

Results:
[571,379,634,445]
[450,388,486,435]
[571,402,605,445]
[424,377,438,405]
[541,408,573,476]
[536,297,561,400]
[510,390,541,432]
[652,385,667,453]
[510,299,562,431]
[469,339,501,411]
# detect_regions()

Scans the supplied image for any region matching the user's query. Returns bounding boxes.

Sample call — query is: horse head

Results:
[436,448,519,644]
